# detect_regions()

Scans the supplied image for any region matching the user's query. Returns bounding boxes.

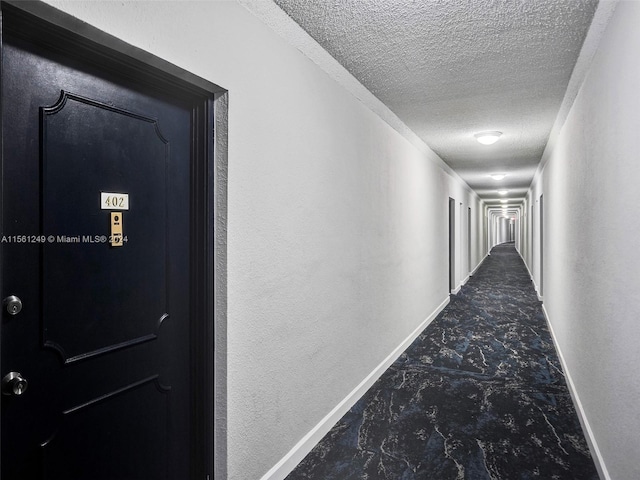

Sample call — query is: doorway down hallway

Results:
[286,243,598,479]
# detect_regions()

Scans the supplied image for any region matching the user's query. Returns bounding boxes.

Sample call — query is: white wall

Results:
[497,217,509,245]
[486,212,510,251]
[523,2,640,478]
[35,1,485,479]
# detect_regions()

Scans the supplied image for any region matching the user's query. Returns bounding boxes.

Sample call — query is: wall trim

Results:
[516,250,542,301]
[260,295,451,480]
[518,250,536,285]
[213,92,229,480]
[541,304,610,480]
[470,254,488,276]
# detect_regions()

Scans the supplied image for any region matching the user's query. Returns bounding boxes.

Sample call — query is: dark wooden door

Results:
[1,6,212,479]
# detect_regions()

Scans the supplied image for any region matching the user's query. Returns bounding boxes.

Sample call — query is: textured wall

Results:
[525,2,640,478]
[37,1,484,479]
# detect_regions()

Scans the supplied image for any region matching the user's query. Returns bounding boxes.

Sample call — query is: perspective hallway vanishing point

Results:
[286,243,598,479]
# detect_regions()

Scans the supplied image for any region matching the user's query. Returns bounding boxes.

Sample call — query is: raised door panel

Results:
[41,91,169,363]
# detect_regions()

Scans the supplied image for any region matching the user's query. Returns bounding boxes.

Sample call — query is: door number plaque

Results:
[101,192,129,210]
[101,192,128,247]
[110,212,123,247]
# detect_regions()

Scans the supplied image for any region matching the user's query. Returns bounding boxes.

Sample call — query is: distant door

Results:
[1,6,213,478]
[449,198,455,293]
[531,204,535,271]
[467,207,471,274]
[459,203,463,278]
[539,195,544,297]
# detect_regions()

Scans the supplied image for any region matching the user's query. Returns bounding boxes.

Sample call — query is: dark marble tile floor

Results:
[286,243,598,479]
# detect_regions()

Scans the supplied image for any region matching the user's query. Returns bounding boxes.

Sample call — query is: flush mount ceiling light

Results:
[475,131,502,145]
[498,189,508,195]
[490,174,507,181]
[500,199,508,203]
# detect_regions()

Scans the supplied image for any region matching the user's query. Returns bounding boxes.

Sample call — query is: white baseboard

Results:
[260,296,451,480]
[451,285,462,295]
[470,254,488,276]
[517,250,540,293]
[541,304,610,480]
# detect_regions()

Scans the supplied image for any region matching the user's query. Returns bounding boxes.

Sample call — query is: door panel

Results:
[42,91,171,363]
[1,6,211,479]
[41,376,169,480]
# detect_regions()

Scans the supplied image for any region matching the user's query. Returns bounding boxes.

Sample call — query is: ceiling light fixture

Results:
[498,189,508,194]
[475,131,502,145]
[500,200,508,203]
[490,174,507,181]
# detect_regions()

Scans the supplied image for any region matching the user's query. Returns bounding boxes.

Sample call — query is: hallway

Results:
[286,243,597,479]
[25,2,640,478]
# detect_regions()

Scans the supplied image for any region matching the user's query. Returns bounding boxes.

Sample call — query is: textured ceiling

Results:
[273,0,599,200]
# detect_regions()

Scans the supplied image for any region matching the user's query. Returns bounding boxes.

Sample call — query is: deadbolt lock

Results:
[2,372,28,396]
[3,295,22,315]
